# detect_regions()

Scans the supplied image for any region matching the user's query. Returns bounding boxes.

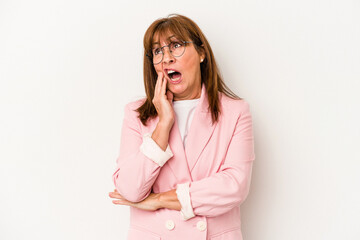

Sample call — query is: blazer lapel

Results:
[185,84,217,172]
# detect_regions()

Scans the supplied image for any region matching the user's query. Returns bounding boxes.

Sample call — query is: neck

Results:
[173,83,201,101]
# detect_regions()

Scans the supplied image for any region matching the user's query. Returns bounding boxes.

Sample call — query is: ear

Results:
[199,46,206,63]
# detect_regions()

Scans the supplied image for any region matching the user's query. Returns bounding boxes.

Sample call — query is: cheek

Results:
[154,66,162,74]
[183,55,199,74]
[184,50,200,68]
[182,56,196,72]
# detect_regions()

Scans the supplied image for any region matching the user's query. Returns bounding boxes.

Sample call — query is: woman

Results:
[109,14,255,240]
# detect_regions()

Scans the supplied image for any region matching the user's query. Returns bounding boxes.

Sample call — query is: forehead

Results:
[152,33,177,46]
[151,29,188,47]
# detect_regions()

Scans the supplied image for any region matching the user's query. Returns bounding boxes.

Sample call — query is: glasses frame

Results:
[146,40,194,65]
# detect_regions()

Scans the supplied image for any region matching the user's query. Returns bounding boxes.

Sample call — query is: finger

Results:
[109,191,123,199]
[112,200,126,205]
[154,72,163,97]
[160,76,167,97]
[154,72,159,96]
[112,199,133,207]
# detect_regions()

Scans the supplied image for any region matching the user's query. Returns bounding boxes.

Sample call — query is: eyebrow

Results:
[152,35,177,45]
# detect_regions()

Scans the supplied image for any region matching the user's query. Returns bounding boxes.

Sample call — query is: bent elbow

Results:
[235,176,252,206]
[112,171,149,202]
[117,186,149,203]
[222,170,252,207]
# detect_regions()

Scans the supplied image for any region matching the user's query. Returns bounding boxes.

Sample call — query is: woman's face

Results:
[152,33,205,101]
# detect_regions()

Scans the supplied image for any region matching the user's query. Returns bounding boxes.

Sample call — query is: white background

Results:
[1,0,359,239]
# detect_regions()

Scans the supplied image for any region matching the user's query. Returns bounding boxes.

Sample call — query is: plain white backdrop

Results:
[1,0,359,239]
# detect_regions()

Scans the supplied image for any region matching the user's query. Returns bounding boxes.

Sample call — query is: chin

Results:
[169,84,187,96]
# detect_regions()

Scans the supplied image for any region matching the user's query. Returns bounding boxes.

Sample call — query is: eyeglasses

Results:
[147,40,193,65]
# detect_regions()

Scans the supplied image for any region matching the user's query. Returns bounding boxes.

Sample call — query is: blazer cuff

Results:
[139,132,173,167]
[176,182,195,220]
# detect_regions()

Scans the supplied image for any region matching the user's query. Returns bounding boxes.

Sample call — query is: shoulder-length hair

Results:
[137,14,241,126]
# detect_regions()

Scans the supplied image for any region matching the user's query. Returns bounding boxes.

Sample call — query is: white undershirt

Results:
[172,98,200,147]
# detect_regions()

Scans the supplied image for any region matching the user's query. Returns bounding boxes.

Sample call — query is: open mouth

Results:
[166,69,182,81]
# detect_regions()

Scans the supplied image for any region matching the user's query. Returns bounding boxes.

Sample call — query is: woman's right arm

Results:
[112,73,174,203]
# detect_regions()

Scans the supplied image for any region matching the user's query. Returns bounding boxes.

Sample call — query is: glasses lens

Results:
[170,41,185,57]
[152,48,162,65]
[151,41,187,65]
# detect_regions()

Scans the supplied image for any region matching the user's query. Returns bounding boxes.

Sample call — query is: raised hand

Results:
[152,72,175,129]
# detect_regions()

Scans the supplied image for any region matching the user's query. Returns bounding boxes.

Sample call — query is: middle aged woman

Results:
[109,14,255,240]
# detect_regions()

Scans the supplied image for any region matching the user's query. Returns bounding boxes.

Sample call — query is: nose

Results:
[162,47,175,64]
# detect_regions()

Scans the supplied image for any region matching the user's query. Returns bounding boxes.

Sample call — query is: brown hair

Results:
[137,14,241,126]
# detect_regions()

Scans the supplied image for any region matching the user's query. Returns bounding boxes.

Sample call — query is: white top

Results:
[172,98,200,147]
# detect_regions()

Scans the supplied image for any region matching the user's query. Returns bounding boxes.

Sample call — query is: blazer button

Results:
[165,220,175,231]
[196,221,207,231]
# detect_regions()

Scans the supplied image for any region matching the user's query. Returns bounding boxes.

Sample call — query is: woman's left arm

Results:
[110,101,255,219]
[178,101,255,218]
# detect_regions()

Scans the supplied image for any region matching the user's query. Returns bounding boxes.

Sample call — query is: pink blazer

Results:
[113,84,255,240]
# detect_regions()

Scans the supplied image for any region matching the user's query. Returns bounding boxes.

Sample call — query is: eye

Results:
[153,48,162,55]
[172,42,182,48]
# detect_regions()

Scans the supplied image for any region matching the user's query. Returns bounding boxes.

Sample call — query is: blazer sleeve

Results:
[177,101,255,218]
[112,102,173,202]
